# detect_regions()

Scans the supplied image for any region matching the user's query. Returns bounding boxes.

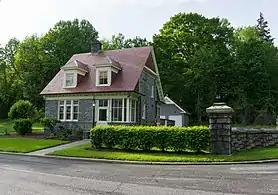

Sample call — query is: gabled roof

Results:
[61,60,89,72]
[164,96,190,114]
[40,46,164,102]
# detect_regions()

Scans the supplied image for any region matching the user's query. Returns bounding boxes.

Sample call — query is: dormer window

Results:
[99,71,108,85]
[65,73,75,87]
[61,60,89,89]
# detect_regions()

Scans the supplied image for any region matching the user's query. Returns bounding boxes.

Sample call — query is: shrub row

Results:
[91,126,210,152]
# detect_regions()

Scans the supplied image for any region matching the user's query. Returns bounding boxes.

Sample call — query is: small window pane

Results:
[59,101,64,105]
[73,105,79,120]
[59,106,64,120]
[65,73,75,87]
[73,100,79,105]
[66,100,71,105]
[99,99,108,107]
[66,106,71,120]
[99,71,108,85]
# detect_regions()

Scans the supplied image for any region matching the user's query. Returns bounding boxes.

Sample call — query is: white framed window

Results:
[58,100,79,121]
[99,71,108,85]
[64,72,76,87]
[130,100,137,122]
[112,99,123,122]
[98,99,108,121]
[142,104,146,119]
[151,85,154,98]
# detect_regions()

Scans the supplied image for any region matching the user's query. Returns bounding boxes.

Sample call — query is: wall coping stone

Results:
[232,127,278,134]
[206,103,234,114]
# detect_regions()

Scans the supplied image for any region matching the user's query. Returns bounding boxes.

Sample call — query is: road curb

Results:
[1,151,278,165]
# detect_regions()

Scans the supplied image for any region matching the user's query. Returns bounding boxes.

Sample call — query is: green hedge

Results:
[90,126,210,152]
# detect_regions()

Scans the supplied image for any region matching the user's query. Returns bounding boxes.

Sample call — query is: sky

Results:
[0,0,277,45]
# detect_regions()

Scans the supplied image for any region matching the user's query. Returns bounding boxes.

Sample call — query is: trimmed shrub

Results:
[8,100,36,120]
[91,125,210,152]
[13,119,33,135]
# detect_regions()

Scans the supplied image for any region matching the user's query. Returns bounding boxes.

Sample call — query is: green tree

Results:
[102,33,149,50]
[42,19,99,67]
[256,12,274,43]
[153,13,234,124]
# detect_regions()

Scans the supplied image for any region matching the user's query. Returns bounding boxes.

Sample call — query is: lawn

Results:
[0,119,44,134]
[49,144,278,162]
[0,137,68,153]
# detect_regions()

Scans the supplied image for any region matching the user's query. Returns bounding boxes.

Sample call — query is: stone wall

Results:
[231,128,278,152]
[139,70,157,125]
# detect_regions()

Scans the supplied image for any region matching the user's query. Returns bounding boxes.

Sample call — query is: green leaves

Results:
[90,125,210,152]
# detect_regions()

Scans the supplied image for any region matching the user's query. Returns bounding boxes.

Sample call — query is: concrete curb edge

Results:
[1,151,278,165]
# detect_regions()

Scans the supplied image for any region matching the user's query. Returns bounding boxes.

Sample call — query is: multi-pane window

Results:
[112,99,123,122]
[98,99,108,121]
[130,100,136,122]
[99,71,108,85]
[58,100,79,121]
[65,73,75,87]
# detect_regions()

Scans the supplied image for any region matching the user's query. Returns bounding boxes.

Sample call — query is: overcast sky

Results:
[0,0,276,45]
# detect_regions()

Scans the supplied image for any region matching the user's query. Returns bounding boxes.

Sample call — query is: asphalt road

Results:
[0,154,278,195]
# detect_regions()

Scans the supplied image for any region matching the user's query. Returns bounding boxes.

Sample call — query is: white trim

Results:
[44,94,133,101]
[58,100,79,122]
[151,85,154,98]
[63,72,77,88]
[126,98,130,122]
[144,66,157,78]
[150,47,164,103]
[96,67,111,86]
[142,103,146,119]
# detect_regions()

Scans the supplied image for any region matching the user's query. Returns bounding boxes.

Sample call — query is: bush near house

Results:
[91,126,210,152]
[13,119,33,135]
[8,100,36,120]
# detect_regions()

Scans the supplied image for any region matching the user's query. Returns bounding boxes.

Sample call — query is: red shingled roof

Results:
[40,46,153,95]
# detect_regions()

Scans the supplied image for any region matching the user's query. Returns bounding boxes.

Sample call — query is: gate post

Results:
[206,103,234,155]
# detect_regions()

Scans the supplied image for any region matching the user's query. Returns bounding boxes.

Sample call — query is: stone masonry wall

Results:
[231,128,278,152]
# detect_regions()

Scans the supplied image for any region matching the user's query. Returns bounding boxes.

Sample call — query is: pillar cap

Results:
[206,102,234,114]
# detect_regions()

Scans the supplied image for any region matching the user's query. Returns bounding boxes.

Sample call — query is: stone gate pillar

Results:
[206,103,234,155]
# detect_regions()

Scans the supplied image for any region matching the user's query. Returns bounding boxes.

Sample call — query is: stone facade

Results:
[206,103,234,155]
[139,70,157,125]
[231,128,278,152]
[45,100,58,119]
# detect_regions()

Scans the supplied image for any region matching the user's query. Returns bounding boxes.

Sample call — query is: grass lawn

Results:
[0,138,67,153]
[0,119,44,134]
[49,144,278,162]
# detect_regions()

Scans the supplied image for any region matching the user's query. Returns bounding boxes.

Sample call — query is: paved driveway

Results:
[0,154,278,194]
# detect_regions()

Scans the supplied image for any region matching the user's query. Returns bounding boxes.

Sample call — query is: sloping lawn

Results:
[0,138,67,153]
[50,144,278,162]
[0,119,44,134]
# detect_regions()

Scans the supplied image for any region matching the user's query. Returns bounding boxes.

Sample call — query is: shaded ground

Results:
[0,153,278,194]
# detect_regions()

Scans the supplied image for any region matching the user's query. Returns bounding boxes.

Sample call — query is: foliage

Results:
[8,100,36,120]
[13,119,33,135]
[91,125,210,152]
[102,33,149,50]
[60,127,83,141]
[256,12,274,43]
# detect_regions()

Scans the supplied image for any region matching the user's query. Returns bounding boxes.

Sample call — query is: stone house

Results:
[40,42,164,136]
[160,96,190,126]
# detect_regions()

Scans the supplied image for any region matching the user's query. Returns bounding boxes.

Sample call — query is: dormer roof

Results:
[61,60,89,73]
